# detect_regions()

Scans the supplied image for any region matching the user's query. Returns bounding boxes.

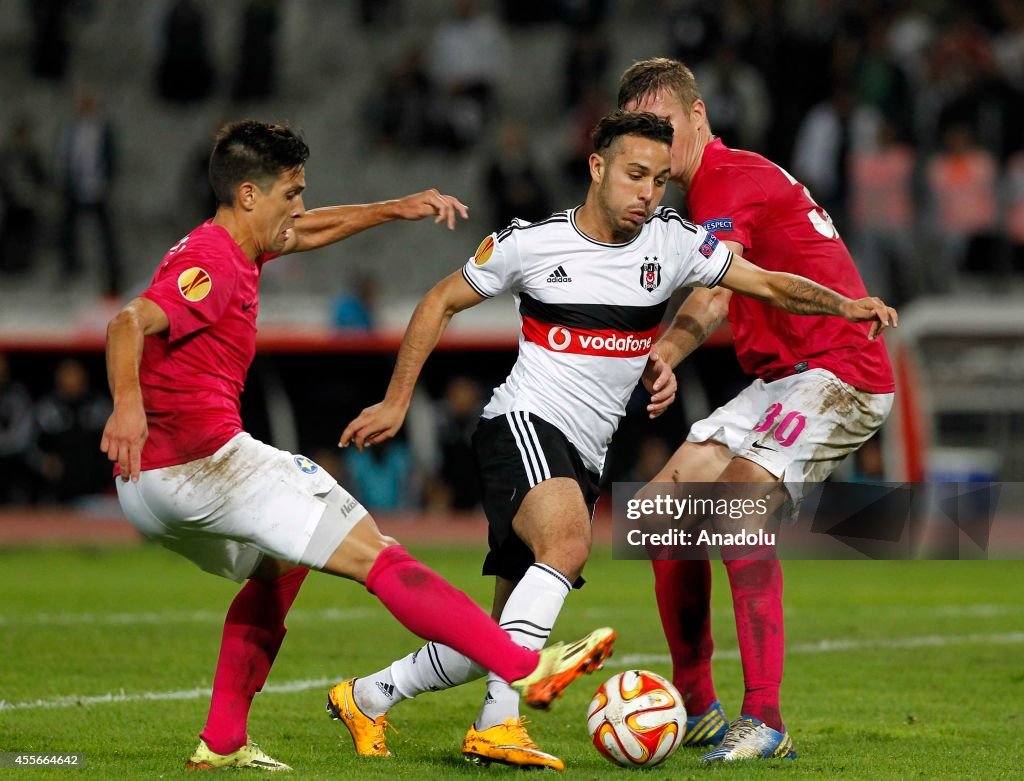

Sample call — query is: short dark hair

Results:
[209,120,310,206]
[617,58,702,115]
[590,110,674,155]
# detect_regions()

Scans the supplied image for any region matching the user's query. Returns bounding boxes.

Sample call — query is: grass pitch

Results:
[1,543,1021,779]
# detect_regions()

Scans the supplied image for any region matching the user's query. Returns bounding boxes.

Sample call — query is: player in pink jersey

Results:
[619,58,898,762]
[99,120,616,772]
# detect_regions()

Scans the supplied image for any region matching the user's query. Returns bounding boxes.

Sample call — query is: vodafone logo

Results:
[533,320,653,357]
[579,333,653,352]
[548,327,572,351]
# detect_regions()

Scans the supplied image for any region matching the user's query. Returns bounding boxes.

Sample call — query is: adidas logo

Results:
[376,681,396,699]
[546,265,572,283]
[484,689,497,704]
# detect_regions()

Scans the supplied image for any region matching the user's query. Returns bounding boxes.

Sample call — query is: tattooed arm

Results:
[656,287,732,368]
[718,252,898,339]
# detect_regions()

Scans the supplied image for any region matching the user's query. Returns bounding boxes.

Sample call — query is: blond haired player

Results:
[619,58,898,763]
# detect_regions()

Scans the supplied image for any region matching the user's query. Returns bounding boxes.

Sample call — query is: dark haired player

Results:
[101,120,617,771]
[335,110,895,770]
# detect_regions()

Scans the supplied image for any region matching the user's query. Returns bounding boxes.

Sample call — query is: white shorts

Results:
[687,369,893,494]
[116,433,368,582]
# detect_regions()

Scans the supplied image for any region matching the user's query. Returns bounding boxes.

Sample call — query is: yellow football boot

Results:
[185,738,291,771]
[509,627,616,709]
[326,678,392,757]
[462,718,564,771]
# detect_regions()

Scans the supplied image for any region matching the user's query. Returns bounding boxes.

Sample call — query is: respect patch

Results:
[701,218,734,234]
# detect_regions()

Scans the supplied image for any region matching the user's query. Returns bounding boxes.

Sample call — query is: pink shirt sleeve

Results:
[142,246,240,343]
[689,167,767,253]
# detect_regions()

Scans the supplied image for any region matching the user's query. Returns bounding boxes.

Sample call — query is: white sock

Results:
[352,671,402,719]
[476,563,572,730]
[385,642,485,704]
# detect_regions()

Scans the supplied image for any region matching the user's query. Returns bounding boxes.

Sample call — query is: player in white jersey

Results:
[469,202,731,476]
[335,111,896,770]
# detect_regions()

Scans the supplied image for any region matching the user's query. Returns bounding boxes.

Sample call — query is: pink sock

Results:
[200,567,309,754]
[366,545,538,682]
[652,558,718,715]
[723,556,784,731]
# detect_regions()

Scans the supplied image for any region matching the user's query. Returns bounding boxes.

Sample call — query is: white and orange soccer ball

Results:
[586,670,687,768]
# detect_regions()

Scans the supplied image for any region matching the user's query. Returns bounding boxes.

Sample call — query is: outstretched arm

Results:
[718,252,898,339]
[100,297,170,481]
[281,189,469,254]
[340,270,486,449]
[656,286,733,369]
[656,238,746,368]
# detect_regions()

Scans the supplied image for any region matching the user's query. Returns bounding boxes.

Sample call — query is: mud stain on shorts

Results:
[817,381,856,418]
[161,441,257,497]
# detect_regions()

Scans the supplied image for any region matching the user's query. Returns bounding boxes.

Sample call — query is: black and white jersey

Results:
[462,206,733,473]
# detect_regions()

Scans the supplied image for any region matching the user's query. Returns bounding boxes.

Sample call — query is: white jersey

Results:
[462,206,733,473]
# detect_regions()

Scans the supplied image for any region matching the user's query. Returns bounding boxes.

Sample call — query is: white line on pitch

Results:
[579,604,1023,620]
[616,631,1024,666]
[0,607,374,627]
[0,677,336,712]
[2,631,1023,712]
[1,603,1018,628]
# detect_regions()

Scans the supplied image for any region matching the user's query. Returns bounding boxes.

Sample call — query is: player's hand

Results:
[340,399,408,450]
[100,400,148,482]
[841,296,899,339]
[641,348,677,419]
[395,189,470,230]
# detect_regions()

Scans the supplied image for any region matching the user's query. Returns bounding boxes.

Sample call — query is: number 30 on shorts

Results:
[752,403,807,447]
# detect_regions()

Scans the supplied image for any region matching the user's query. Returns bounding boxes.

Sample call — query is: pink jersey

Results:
[688,139,894,393]
[137,222,271,470]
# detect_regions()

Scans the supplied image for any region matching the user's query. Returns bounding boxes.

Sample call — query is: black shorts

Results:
[471,411,601,586]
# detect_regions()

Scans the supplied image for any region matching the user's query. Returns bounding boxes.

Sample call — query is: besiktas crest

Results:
[640,258,661,292]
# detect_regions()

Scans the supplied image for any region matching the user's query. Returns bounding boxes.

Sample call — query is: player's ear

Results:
[589,152,605,184]
[690,99,707,127]
[237,182,258,211]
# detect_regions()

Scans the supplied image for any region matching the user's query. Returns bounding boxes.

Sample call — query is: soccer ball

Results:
[587,670,686,768]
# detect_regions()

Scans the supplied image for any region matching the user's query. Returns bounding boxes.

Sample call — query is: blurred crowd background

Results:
[1,0,1022,511]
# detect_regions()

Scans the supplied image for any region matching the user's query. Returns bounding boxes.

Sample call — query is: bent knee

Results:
[250,555,303,582]
[319,514,399,583]
[534,539,590,582]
